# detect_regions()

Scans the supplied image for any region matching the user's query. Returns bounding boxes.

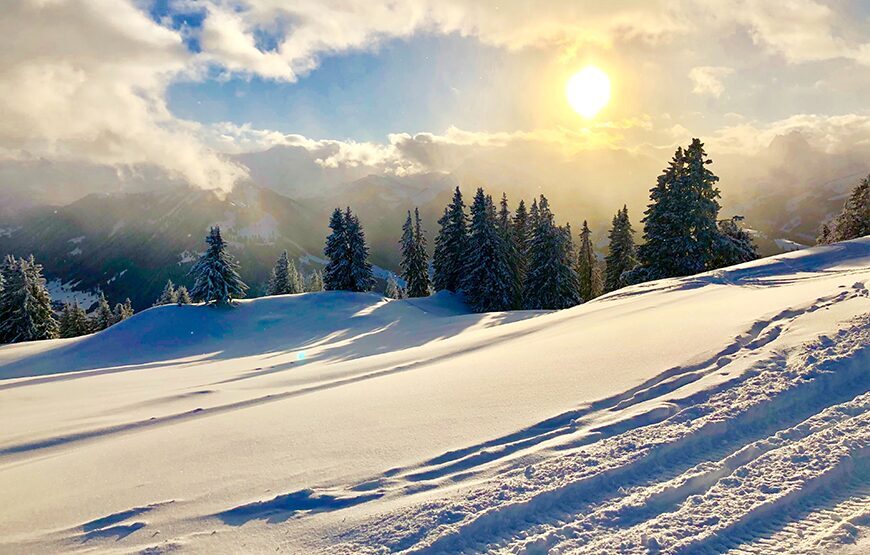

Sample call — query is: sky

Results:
[1,0,869,199]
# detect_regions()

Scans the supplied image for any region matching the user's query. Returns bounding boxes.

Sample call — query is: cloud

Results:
[689,66,734,98]
[0,0,246,193]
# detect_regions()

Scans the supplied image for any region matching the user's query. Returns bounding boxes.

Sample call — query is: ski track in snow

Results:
[0,239,868,554]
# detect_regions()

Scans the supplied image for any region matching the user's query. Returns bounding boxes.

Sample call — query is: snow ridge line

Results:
[331,315,869,554]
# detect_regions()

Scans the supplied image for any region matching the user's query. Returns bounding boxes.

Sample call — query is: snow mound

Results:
[0,238,868,554]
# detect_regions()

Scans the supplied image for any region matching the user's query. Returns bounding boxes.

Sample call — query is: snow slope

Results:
[1,239,868,554]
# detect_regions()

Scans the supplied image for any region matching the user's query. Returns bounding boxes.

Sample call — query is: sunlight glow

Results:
[566,67,611,119]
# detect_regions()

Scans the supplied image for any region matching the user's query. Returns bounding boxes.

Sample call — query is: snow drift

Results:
[1,238,868,554]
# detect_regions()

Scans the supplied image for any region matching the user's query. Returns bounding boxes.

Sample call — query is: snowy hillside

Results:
[1,239,868,554]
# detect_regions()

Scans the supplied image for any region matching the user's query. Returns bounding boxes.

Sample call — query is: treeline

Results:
[0,255,134,344]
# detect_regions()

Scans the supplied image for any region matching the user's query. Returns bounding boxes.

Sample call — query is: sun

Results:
[566,66,611,119]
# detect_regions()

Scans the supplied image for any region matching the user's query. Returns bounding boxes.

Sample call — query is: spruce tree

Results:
[268,251,292,295]
[604,206,638,292]
[433,187,468,292]
[400,208,431,298]
[92,292,114,332]
[323,208,350,291]
[576,220,596,302]
[523,196,582,310]
[819,175,869,243]
[384,276,403,299]
[154,279,177,306]
[113,298,134,324]
[0,256,59,343]
[306,269,324,292]
[287,258,304,294]
[60,301,89,338]
[189,226,248,305]
[175,286,192,305]
[344,208,375,292]
[712,216,758,267]
[461,189,515,312]
[638,139,722,280]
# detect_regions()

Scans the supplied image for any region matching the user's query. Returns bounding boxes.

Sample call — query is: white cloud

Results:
[689,66,734,98]
[0,0,246,193]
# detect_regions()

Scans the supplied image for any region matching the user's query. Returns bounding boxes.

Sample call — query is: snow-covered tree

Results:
[636,139,722,280]
[384,276,403,299]
[154,279,177,306]
[0,256,59,343]
[461,189,515,312]
[323,208,349,291]
[175,286,192,305]
[344,208,375,292]
[400,208,430,298]
[91,292,114,332]
[269,251,303,295]
[523,196,581,310]
[433,187,468,292]
[818,175,869,244]
[604,206,638,292]
[712,216,758,267]
[59,301,89,338]
[113,298,134,324]
[189,226,248,305]
[306,269,324,292]
[576,220,597,302]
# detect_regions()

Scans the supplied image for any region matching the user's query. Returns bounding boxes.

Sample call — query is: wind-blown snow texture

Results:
[0,238,868,554]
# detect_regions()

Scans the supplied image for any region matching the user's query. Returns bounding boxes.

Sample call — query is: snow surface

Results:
[775,237,808,252]
[1,238,868,554]
[44,279,100,310]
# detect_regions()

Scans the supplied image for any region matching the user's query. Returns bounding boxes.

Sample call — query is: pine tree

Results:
[384,276,403,299]
[433,187,468,292]
[637,139,722,280]
[0,256,59,343]
[400,209,430,298]
[91,292,114,332]
[344,208,375,292]
[189,226,248,305]
[268,251,292,295]
[604,206,638,292]
[591,260,605,299]
[154,279,177,306]
[712,216,758,267]
[323,208,349,291]
[576,220,596,302]
[306,269,324,292]
[523,196,581,310]
[287,258,304,294]
[59,301,89,338]
[819,175,869,243]
[510,199,530,308]
[175,286,192,304]
[461,189,515,312]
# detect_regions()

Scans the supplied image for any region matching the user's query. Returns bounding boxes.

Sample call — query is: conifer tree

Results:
[344,208,375,292]
[818,175,869,244]
[637,139,722,280]
[287,258,304,294]
[189,226,248,305]
[323,208,349,291]
[59,301,89,338]
[268,251,292,295]
[384,276,403,299]
[154,279,177,306]
[433,187,468,292]
[113,298,134,324]
[712,216,758,267]
[511,199,530,307]
[523,196,581,310]
[175,285,192,304]
[461,189,515,312]
[576,220,596,302]
[91,292,114,332]
[400,209,431,298]
[604,206,638,292]
[0,256,59,343]
[306,269,324,292]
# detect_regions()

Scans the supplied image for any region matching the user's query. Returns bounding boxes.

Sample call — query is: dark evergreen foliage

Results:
[433,187,468,292]
[189,226,248,304]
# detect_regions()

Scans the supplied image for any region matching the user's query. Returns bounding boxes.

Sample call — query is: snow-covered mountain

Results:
[1,238,868,553]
